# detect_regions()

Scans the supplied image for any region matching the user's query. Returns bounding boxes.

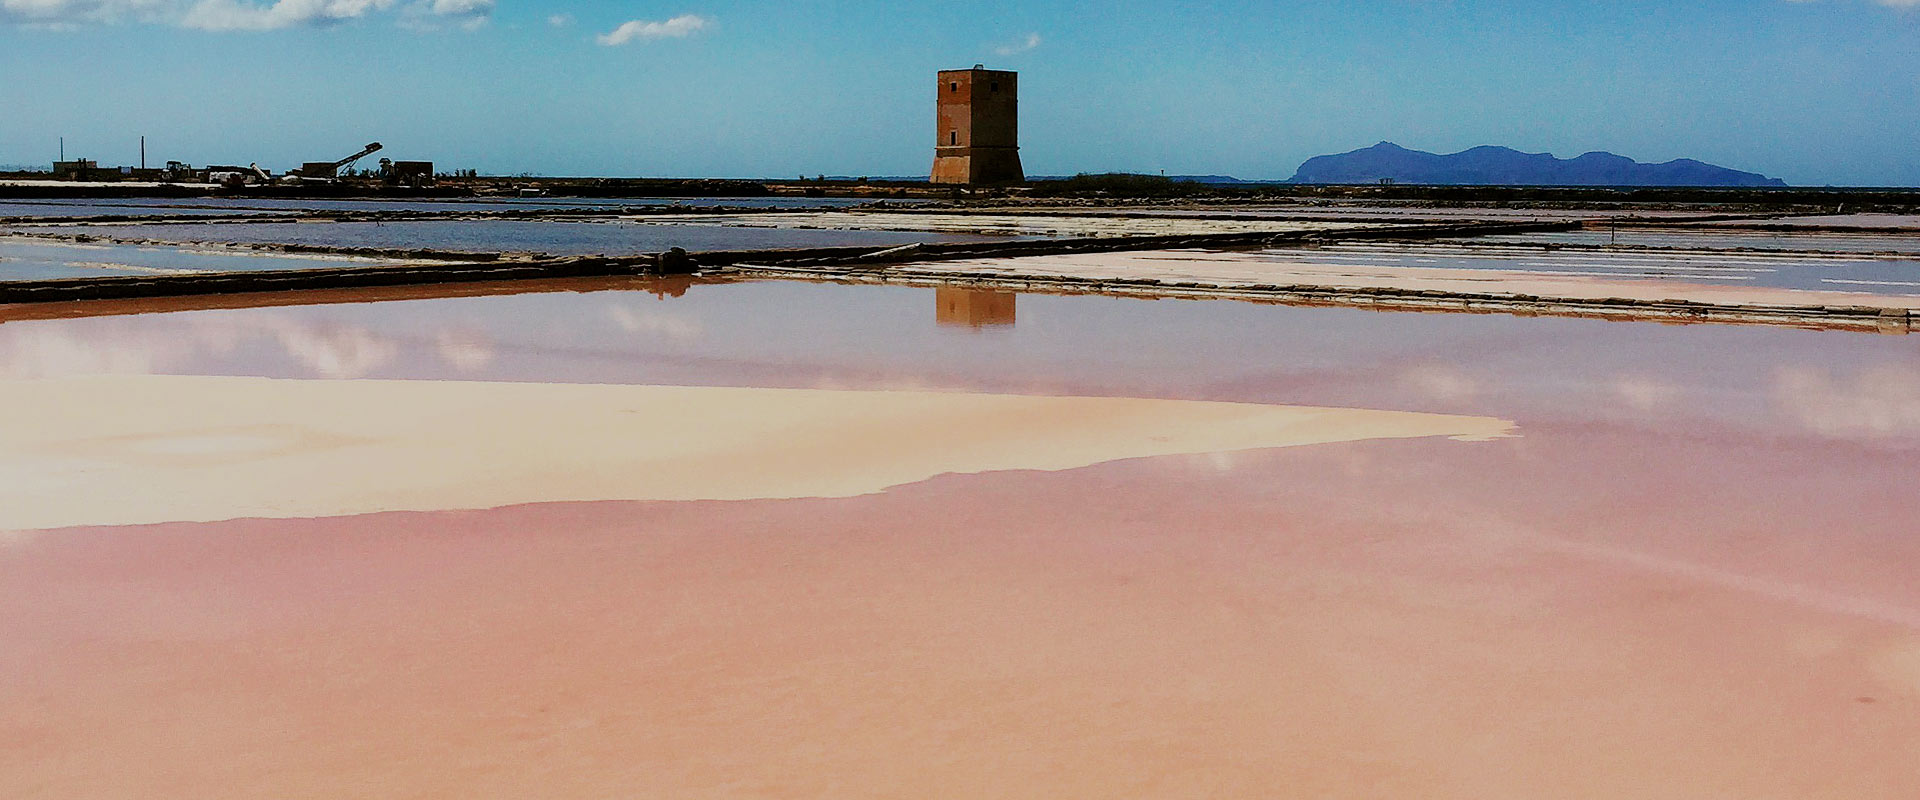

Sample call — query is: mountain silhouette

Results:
[1290,142,1787,187]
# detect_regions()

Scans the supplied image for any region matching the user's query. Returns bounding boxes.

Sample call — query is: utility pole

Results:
[140,136,146,170]
[59,136,64,162]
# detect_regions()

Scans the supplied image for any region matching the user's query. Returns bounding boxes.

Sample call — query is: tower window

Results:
[990,82,999,92]
[949,82,958,93]
[949,131,958,145]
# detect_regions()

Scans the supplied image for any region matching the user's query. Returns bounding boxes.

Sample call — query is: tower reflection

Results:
[935,287,1017,329]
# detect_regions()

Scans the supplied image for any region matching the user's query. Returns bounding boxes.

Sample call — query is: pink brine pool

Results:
[2,278,1917,799]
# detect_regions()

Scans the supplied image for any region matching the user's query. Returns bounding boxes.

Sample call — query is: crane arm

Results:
[331,142,383,170]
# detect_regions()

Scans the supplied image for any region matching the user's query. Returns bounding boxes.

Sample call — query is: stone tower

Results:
[931,65,1024,185]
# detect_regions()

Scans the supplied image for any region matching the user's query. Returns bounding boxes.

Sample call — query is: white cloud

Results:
[0,0,490,29]
[545,11,568,26]
[423,0,482,13]
[399,0,489,31]
[181,0,394,32]
[596,13,709,46]
[0,0,171,26]
[993,31,1041,57]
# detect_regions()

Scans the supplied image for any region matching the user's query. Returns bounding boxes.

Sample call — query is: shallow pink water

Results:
[2,280,1917,798]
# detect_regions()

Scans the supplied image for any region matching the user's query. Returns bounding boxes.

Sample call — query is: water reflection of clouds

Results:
[265,322,397,378]
[0,325,171,377]
[433,329,496,372]
[605,303,702,341]
[1401,364,1480,402]
[1772,364,1920,440]
[3,281,1914,448]
[1610,375,1680,412]
[0,314,481,380]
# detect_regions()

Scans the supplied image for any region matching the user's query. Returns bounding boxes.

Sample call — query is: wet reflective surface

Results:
[13,219,1022,255]
[1285,240,1920,296]
[0,236,410,281]
[935,287,1017,328]
[0,201,288,218]
[1701,214,1920,230]
[899,248,1920,314]
[1480,227,1920,254]
[0,195,910,217]
[1,280,1917,798]
[1107,205,1730,221]
[652,211,1368,237]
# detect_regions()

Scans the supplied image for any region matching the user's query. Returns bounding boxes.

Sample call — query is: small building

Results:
[52,160,118,181]
[931,65,1024,185]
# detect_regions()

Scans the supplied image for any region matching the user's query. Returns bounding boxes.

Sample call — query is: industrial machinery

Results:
[205,163,271,187]
[377,157,435,187]
[287,142,383,183]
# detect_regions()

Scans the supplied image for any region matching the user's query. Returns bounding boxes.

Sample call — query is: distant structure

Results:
[379,159,436,187]
[931,65,1023,185]
[51,159,101,180]
[294,142,383,183]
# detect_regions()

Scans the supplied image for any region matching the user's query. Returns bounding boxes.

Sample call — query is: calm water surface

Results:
[0,195,912,217]
[0,201,288,218]
[1482,227,1920,254]
[2,281,1916,798]
[11,219,1021,255]
[0,237,407,280]
[1294,240,1920,296]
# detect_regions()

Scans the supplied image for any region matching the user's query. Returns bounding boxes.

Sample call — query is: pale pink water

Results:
[2,280,1916,798]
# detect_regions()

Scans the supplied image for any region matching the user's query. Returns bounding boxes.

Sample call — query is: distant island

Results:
[1287,141,1788,187]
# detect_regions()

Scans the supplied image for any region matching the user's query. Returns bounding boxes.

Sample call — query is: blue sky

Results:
[2,1,1917,184]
